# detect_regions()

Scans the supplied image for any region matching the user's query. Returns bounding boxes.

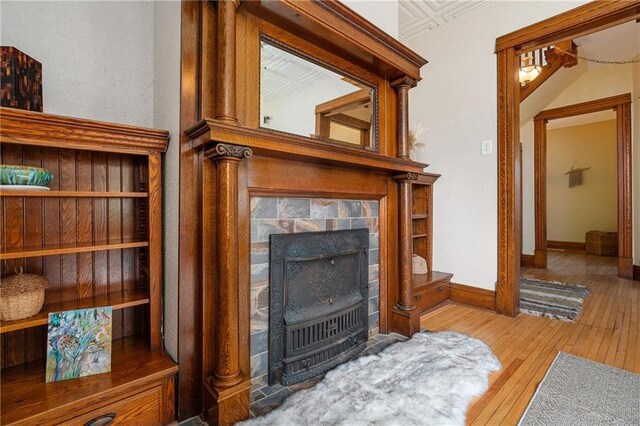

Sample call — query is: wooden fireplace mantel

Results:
[185,118,429,174]
[179,1,437,423]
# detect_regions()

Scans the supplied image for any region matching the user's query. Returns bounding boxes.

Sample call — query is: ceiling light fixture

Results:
[519,56,541,85]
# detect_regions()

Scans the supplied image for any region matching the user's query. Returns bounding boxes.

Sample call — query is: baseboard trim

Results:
[547,240,585,251]
[633,264,639,281]
[449,283,496,311]
[521,254,534,267]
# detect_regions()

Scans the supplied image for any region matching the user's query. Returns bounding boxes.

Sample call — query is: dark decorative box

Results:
[1,46,43,112]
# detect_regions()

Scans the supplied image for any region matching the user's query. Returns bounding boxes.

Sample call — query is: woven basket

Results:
[585,231,618,257]
[0,267,49,321]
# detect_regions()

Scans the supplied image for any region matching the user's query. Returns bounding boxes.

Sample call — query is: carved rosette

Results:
[205,143,253,161]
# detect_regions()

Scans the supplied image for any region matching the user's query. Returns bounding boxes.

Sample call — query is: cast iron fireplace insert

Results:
[268,228,369,386]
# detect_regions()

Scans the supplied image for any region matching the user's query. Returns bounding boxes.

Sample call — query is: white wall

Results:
[546,120,617,242]
[153,1,181,362]
[343,0,398,39]
[406,1,588,290]
[521,64,635,254]
[0,1,155,126]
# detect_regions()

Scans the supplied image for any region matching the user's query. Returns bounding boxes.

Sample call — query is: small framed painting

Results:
[46,307,112,383]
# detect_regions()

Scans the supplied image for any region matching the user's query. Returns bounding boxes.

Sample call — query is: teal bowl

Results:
[0,165,53,186]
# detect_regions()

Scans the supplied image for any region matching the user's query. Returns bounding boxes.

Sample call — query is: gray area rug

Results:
[519,352,640,425]
[240,331,501,426]
[520,277,590,322]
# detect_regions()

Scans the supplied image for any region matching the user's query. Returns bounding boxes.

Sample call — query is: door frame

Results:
[532,94,633,274]
[495,1,640,316]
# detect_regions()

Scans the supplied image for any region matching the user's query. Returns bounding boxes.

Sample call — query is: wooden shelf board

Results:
[412,233,428,239]
[1,337,177,426]
[412,214,428,219]
[413,270,454,291]
[0,190,148,198]
[0,239,149,260]
[0,290,149,334]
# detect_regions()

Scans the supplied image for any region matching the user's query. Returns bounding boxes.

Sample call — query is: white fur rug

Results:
[242,331,501,426]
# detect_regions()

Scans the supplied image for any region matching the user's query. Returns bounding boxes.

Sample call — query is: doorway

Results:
[494,2,640,316]
[532,95,632,277]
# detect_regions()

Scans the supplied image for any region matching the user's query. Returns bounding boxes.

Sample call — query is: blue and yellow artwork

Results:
[46,307,112,383]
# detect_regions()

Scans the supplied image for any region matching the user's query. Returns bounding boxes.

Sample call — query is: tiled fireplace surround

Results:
[249,197,381,390]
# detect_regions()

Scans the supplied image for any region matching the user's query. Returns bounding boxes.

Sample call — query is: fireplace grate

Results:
[269,229,369,386]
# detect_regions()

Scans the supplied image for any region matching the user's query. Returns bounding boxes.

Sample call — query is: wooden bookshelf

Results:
[0,290,149,333]
[0,190,148,198]
[410,174,453,312]
[0,337,178,425]
[0,108,176,425]
[0,239,149,260]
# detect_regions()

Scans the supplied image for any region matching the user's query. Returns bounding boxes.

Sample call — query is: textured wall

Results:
[249,197,380,388]
[0,1,154,126]
[153,0,181,362]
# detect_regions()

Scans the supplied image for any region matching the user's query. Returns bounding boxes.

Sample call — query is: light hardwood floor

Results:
[420,250,640,425]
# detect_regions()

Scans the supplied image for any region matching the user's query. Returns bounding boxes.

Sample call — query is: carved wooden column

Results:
[390,172,421,337]
[391,76,417,159]
[204,142,252,426]
[215,0,240,124]
[397,173,418,310]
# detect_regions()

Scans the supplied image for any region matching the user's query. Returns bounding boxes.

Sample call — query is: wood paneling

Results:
[449,283,496,311]
[423,249,640,424]
[634,265,640,281]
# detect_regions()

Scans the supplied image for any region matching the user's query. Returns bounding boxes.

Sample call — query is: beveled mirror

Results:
[260,39,376,149]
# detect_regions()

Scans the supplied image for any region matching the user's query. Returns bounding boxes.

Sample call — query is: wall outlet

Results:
[481,139,493,155]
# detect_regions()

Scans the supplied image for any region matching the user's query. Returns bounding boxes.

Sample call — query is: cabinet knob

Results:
[436,286,444,292]
[85,413,116,426]
[413,294,422,301]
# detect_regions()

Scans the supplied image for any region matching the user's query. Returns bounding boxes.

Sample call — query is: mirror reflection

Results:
[260,40,375,149]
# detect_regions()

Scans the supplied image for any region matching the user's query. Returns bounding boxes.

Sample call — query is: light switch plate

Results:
[481,139,493,155]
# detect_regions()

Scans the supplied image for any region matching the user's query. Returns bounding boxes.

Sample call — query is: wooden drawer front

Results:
[65,386,162,426]
[414,283,449,311]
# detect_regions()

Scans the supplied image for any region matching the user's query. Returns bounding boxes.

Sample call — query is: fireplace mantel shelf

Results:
[186,118,429,174]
